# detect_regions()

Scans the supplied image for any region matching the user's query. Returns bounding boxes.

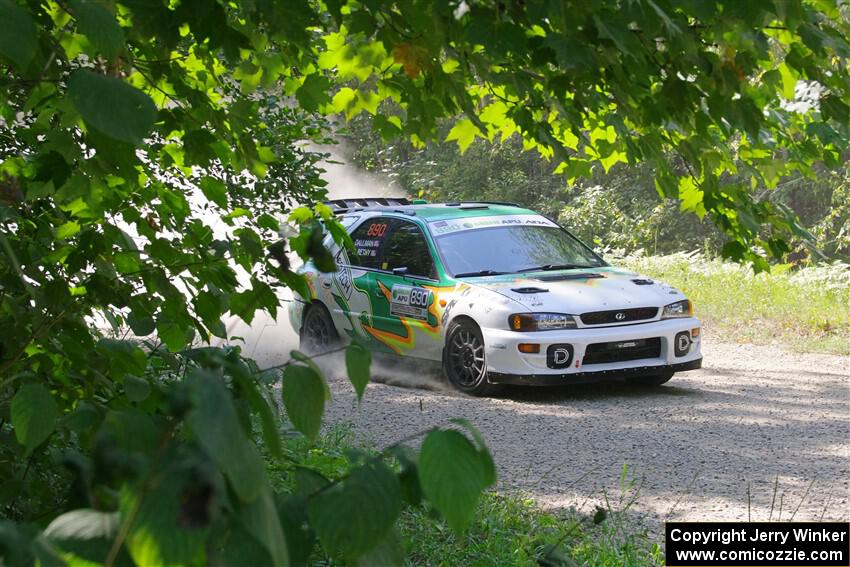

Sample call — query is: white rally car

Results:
[289,198,702,395]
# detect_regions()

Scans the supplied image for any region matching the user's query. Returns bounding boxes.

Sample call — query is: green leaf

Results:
[67,70,157,144]
[225,356,283,459]
[97,338,147,379]
[199,176,228,208]
[120,463,209,566]
[223,207,251,220]
[69,0,125,59]
[127,311,156,337]
[332,86,357,116]
[114,251,142,274]
[11,383,58,455]
[156,319,191,352]
[449,418,496,485]
[277,494,317,566]
[61,401,101,433]
[194,290,227,338]
[56,221,81,239]
[43,509,130,565]
[356,528,404,567]
[308,460,401,558]
[0,0,36,70]
[445,118,479,154]
[238,487,289,566]
[219,523,277,567]
[778,63,798,100]
[721,240,747,261]
[102,408,162,455]
[296,74,332,112]
[345,342,371,401]
[418,429,496,533]
[390,445,422,506]
[123,375,151,402]
[187,369,268,502]
[230,289,257,324]
[281,364,326,442]
[821,95,850,125]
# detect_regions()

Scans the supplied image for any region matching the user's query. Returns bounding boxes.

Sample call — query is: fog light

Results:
[691,328,700,338]
[518,343,540,354]
[546,344,574,369]
[674,331,692,357]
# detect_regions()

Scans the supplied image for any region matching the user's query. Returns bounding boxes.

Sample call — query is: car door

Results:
[326,216,388,343]
[367,218,443,360]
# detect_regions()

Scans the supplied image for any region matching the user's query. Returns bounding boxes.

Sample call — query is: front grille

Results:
[583,337,661,365]
[580,307,659,325]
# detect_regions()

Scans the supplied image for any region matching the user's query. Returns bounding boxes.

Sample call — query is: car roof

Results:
[331,199,540,222]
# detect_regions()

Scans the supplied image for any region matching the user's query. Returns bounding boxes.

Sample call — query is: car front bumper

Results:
[489,358,702,386]
[481,317,702,384]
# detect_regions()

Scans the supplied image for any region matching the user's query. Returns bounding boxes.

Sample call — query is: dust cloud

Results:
[215,141,445,391]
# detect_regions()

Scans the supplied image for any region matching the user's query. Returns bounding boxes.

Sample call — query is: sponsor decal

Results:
[428,214,559,235]
[354,237,381,258]
[332,249,353,300]
[674,331,692,357]
[546,344,574,369]
[366,222,388,237]
[390,284,432,321]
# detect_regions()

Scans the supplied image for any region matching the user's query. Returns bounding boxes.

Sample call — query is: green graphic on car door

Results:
[323,217,455,359]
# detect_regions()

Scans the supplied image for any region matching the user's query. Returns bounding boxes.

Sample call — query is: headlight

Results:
[508,313,577,331]
[662,300,693,319]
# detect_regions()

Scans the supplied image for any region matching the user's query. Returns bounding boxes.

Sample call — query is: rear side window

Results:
[382,220,437,279]
[348,218,391,269]
[347,218,437,278]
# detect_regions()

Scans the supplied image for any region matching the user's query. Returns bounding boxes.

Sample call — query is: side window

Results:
[347,218,391,269]
[382,220,437,279]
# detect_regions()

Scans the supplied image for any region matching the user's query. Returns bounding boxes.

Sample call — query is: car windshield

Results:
[433,224,605,277]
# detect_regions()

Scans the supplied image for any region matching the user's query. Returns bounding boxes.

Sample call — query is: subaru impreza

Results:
[289,198,702,395]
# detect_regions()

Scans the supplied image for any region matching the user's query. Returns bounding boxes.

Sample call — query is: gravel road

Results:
[321,337,850,531]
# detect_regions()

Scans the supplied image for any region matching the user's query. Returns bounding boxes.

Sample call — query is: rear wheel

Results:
[627,371,674,387]
[443,320,502,396]
[299,303,340,355]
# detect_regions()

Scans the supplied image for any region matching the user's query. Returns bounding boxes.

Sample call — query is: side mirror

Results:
[392,266,409,276]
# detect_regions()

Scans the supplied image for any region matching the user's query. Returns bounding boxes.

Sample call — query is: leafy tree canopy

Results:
[2,0,849,269]
[1,0,849,564]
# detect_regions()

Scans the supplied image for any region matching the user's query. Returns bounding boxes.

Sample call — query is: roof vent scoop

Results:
[323,197,411,213]
[511,286,549,294]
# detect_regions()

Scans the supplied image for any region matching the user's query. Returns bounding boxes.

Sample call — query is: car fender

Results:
[440,283,530,336]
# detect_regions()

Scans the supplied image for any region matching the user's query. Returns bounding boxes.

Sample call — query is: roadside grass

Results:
[266,423,663,566]
[400,491,662,567]
[617,253,850,355]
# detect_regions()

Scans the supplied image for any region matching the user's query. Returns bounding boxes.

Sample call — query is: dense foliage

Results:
[620,252,850,353]
[347,120,850,261]
[1,0,849,564]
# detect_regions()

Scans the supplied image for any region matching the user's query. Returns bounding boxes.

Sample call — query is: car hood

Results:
[459,267,686,314]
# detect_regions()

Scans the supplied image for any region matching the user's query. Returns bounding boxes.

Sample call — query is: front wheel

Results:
[443,320,502,396]
[299,303,340,355]
[627,371,674,387]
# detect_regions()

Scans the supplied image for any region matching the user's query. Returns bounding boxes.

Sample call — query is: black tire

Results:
[299,303,340,355]
[443,319,502,396]
[627,371,674,387]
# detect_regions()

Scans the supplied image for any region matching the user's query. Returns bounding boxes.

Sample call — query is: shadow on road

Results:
[324,347,850,531]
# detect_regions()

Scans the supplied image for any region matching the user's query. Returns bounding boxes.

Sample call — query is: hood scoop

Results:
[631,278,654,285]
[511,286,549,294]
[533,272,604,282]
